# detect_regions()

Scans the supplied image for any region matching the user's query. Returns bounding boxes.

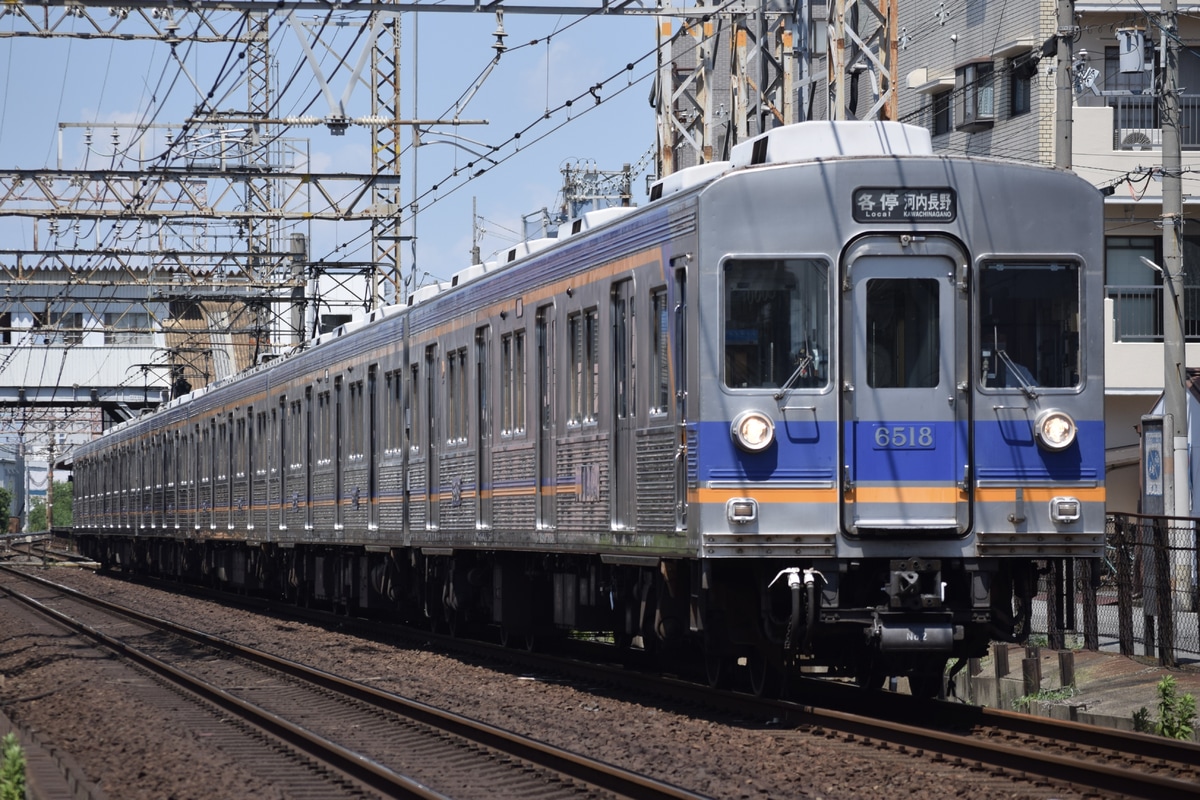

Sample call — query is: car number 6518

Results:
[872,425,935,449]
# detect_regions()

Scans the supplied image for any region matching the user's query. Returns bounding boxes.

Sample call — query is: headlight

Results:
[1034,409,1077,451]
[731,410,775,452]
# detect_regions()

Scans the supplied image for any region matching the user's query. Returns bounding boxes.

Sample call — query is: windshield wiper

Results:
[774,354,815,400]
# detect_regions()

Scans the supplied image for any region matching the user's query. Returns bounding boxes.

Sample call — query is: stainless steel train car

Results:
[71,120,1105,697]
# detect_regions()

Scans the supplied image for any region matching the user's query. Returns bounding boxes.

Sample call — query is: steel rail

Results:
[0,566,710,800]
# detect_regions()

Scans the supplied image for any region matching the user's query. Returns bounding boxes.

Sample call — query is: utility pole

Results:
[1160,0,1191,606]
[1055,0,1074,169]
[46,427,54,533]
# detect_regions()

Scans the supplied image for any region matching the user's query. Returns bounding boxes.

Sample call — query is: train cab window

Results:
[980,262,1080,390]
[865,278,940,388]
[723,258,829,389]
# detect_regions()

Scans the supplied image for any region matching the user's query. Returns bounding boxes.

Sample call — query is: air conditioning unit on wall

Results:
[1115,128,1157,150]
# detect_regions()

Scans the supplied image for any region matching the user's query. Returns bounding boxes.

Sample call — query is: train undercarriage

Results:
[75,534,1039,699]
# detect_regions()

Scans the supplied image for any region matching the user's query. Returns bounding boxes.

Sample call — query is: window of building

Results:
[1104,45,1153,94]
[1105,236,1160,342]
[33,310,84,345]
[932,90,952,136]
[956,61,995,131]
[104,312,152,345]
[1009,55,1035,117]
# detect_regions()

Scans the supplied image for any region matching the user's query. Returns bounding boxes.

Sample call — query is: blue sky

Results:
[0,6,659,297]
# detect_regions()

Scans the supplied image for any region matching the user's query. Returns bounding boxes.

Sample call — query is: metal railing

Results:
[1109,94,1200,150]
[1032,513,1200,667]
[1108,285,1200,342]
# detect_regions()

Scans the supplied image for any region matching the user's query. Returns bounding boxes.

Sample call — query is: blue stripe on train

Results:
[691,419,1104,483]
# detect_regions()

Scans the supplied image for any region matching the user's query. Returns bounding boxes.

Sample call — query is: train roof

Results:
[81,119,1069,450]
[650,120,933,201]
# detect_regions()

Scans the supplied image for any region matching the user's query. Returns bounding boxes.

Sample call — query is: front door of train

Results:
[840,237,970,536]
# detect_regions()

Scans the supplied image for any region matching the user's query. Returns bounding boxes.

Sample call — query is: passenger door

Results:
[840,237,970,535]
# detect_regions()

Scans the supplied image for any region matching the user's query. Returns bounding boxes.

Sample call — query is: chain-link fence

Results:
[1030,513,1200,666]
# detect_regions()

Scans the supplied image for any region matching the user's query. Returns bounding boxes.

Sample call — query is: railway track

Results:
[0,566,708,800]
[9,564,1200,799]
[491,645,1200,800]
[549,639,1200,800]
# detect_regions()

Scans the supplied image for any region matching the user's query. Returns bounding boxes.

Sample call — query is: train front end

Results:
[690,122,1105,693]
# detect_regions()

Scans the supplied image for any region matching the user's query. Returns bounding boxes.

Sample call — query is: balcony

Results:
[1107,94,1200,150]
[1108,285,1200,341]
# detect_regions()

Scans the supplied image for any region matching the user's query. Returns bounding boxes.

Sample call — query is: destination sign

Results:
[853,187,957,223]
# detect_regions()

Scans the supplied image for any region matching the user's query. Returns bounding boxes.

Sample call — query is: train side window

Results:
[568,310,600,424]
[501,330,527,436]
[216,419,228,481]
[382,370,398,452]
[650,288,670,416]
[348,380,365,458]
[288,400,302,469]
[724,258,830,389]
[317,390,332,465]
[236,415,247,479]
[408,363,419,451]
[980,262,1081,390]
[447,347,469,443]
[256,410,269,477]
[568,313,583,424]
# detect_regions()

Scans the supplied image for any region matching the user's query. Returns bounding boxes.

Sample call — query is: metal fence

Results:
[1031,513,1200,666]
[1108,286,1200,342]
[1108,93,1200,150]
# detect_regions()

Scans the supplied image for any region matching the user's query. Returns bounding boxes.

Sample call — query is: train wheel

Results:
[445,606,465,638]
[704,652,734,690]
[907,662,947,699]
[499,626,535,650]
[854,661,888,690]
[747,650,780,698]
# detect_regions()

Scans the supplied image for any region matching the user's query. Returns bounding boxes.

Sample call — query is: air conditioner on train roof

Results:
[730,120,934,167]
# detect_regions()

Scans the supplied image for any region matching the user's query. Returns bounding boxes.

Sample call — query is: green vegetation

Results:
[1011,685,1078,711]
[0,486,10,524]
[0,732,26,800]
[27,480,72,530]
[1133,675,1196,740]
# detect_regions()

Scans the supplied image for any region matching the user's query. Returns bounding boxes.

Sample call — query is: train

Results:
[70,120,1106,697]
